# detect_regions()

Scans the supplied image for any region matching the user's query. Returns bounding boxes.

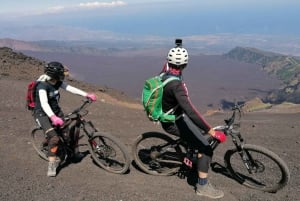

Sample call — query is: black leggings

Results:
[162,114,213,173]
[34,111,64,157]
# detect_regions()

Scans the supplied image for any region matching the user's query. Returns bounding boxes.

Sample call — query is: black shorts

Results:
[162,114,213,156]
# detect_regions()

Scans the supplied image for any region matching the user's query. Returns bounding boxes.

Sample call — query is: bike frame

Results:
[151,103,259,173]
[32,99,131,174]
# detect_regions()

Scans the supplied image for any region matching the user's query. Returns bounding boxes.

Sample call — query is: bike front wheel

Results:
[224,144,290,192]
[31,127,49,161]
[88,132,130,174]
[132,132,184,176]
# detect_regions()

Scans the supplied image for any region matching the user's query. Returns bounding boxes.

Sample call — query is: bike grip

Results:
[50,115,64,126]
[86,93,97,101]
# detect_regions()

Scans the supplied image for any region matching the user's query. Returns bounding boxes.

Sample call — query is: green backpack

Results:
[142,73,180,123]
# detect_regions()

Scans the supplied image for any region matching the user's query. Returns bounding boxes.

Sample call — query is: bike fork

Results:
[90,139,102,151]
[231,132,257,174]
[237,148,257,174]
[89,136,107,153]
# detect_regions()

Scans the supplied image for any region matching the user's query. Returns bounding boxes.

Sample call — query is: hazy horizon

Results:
[0,1,299,40]
[1,1,299,56]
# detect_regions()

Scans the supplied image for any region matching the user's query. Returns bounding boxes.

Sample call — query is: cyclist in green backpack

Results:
[160,39,226,199]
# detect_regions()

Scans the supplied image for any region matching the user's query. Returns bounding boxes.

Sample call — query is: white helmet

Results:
[167,47,189,66]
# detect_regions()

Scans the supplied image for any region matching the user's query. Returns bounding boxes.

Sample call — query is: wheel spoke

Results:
[133,132,183,176]
[88,133,130,174]
[225,144,290,192]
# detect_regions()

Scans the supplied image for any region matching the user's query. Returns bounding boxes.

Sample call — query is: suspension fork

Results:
[231,131,257,174]
[210,133,255,173]
[80,119,102,150]
[88,133,105,152]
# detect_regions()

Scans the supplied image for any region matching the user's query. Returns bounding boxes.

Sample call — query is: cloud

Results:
[45,1,127,14]
[78,1,127,9]
[47,6,65,14]
[44,1,127,15]
[3,1,127,17]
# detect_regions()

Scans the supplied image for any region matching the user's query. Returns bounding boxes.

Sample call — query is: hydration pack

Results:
[142,73,179,123]
[26,81,39,110]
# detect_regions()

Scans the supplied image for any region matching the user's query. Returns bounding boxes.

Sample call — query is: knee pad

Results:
[48,146,58,156]
[48,135,60,147]
[197,154,212,173]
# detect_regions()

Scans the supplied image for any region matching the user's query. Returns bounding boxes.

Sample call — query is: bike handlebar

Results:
[224,103,245,128]
[51,99,92,130]
[62,99,93,125]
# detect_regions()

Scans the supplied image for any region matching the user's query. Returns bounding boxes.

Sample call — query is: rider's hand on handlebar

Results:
[50,115,64,126]
[86,93,97,102]
[213,130,226,143]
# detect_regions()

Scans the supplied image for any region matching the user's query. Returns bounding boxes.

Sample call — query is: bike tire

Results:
[88,132,130,174]
[224,144,290,192]
[132,132,184,176]
[31,127,49,161]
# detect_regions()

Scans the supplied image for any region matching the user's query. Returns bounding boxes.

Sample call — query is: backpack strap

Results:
[160,73,180,84]
[162,76,179,87]
[160,74,181,121]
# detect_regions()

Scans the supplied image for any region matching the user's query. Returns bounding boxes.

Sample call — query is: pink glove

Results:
[213,130,226,143]
[86,93,97,101]
[50,115,64,126]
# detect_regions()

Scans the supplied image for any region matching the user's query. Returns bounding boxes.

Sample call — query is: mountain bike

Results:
[31,99,130,174]
[132,103,290,192]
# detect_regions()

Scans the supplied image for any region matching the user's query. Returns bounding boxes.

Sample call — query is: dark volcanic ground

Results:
[0,75,299,201]
[0,48,299,201]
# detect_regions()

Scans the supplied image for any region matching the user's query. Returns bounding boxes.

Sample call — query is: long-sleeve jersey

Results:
[35,81,87,117]
[162,77,212,133]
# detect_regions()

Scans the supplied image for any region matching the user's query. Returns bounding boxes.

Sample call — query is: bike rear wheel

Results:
[31,127,49,161]
[224,144,290,192]
[31,127,68,163]
[88,132,130,174]
[132,132,184,176]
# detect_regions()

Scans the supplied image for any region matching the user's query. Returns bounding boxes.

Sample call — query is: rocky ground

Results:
[0,48,299,201]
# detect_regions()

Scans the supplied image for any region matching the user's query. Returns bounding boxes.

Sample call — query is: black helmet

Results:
[44,61,65,81]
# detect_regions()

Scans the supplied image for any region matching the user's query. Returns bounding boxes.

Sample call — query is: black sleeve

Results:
[173,82,212,133]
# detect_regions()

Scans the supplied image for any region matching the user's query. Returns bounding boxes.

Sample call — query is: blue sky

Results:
[0,0,300,55]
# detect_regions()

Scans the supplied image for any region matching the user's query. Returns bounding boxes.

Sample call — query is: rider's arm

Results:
[60,82,88,97]
[38,89,55,117]
[173,82,212,133]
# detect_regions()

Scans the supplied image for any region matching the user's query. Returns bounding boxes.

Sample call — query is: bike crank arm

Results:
[155,158,183,165]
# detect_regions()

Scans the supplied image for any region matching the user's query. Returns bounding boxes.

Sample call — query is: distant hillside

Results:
[224,47,300,104]
[0,47,45,80]
[0,38,167,57]
[0,38,46,52]
[0,47,138,104]
[2,46,299,113]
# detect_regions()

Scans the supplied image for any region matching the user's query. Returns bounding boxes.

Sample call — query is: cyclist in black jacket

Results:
[33,61,97,177]
[160,40,226,199]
